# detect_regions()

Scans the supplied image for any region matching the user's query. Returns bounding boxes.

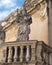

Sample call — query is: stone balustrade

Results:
[3,46,31,63]
[0,40,52,65]
[1,41,37,63]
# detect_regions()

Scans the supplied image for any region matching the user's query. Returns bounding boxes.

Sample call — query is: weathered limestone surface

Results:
[0,40,52,65]
[47,0,52,47]
[5,22,18,42]
[29,0,48,44]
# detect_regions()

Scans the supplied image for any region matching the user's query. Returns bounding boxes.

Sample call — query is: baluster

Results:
[26,45,30,61]
[20,46,23,62]
[8,47,12,63]
[14,46,18,62]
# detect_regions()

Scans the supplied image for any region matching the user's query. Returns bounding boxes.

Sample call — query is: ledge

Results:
[0,61,35,65]
[0,40,52,53]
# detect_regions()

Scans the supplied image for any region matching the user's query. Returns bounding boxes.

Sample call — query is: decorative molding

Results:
[1,0,45,30]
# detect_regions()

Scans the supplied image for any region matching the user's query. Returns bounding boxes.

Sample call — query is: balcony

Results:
[0,40,52,65]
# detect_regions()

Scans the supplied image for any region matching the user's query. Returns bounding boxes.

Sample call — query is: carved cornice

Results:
[1,0,45,30]
[1,9,18,30]
[24,0,44,13]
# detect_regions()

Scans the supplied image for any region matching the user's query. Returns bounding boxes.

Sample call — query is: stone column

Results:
[48,0,52,47]
[8,47,12,63]
[20,46,23,62]
[26,46,30,61]
[14,46,18,62]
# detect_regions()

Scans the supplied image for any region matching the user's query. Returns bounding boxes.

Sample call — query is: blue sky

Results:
[0,0,25,20]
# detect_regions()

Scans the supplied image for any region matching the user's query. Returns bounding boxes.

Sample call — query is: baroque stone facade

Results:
[0,0,52,65]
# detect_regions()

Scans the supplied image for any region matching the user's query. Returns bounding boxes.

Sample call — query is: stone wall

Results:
[29,0,48,44]
[5,22,18,42]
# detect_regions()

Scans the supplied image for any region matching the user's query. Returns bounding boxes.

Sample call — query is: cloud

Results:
[0,0,16,8]
[0,0,12,5]
[0,0,25,20]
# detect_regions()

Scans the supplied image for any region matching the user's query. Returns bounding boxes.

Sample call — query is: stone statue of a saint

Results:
[16,7,32,41]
